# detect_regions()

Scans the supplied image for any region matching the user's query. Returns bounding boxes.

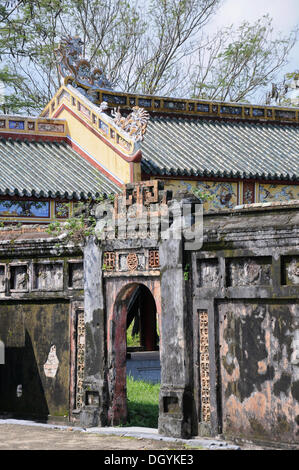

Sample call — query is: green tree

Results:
[0,1,298,113]
[190,15,298,103]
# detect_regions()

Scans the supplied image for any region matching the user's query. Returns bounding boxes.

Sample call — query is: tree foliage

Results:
[0,0,298,114]
[190,15,298,103]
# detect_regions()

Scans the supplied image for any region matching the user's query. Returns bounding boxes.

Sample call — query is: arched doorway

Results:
[126,284,159,353]
[107,282,160,425]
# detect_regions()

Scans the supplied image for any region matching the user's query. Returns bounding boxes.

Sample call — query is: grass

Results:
[126,322,140,347]
[126,375,160,428]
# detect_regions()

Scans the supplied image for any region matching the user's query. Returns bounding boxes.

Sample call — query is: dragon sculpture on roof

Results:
[55,36,113,100]
[55,36,150,142]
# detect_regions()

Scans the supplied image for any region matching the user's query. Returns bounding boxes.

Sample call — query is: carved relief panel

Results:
[118,252,146,272]
[9,264,29,292]
[33,262,63,291]
[197,259,219,288]
[282,257,299,285]
[103,248,159,275]
[227,257,272,287]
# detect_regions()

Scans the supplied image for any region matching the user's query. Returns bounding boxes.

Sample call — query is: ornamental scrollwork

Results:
[111,106,150,142]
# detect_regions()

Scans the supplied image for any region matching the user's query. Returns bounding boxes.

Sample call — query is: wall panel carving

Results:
[282,257,299,285]
[227,257,271,287]
[10,265,29,291]
[118,252,145,272]
[33,263,63,290]
[197,259,219,287]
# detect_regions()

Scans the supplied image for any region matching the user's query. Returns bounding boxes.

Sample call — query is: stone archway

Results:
[106,281,160,425]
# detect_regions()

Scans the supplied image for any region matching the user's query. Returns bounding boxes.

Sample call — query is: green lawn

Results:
[126,375,160,428]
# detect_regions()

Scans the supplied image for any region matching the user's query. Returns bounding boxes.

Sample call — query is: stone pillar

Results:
[80,237,107,427]
[158,238,194,438]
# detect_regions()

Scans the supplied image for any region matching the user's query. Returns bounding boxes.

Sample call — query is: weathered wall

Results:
[0,229,84,422]
[0,194,299,448]
[0,300,70,418]
[80,237,107,427]
[192,203,299,445]
[218,301,299,442]
[157,238,195,438]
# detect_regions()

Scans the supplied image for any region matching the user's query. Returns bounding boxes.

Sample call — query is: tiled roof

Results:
[141,116,299,180]
[0,138,120,199]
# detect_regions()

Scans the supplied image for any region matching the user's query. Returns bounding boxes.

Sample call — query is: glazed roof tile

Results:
[141,116,299,180]
[0,138,120,199]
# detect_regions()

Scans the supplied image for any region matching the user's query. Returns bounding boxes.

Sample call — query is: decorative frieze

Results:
[9,120,24,130]
[55,202,69,219]
[0,200,50,218]
[76,310,85,410]
[199,311,211,423]
[127,253,138,271]
[78,102,91,118]
[0,258,86,294]
[37,122,65,133]
[117,252,146,272]
[0,116,66,135]
[259,184,299,203]
[102,248,160,275]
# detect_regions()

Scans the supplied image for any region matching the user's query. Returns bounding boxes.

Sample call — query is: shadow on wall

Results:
[0,331,49,420]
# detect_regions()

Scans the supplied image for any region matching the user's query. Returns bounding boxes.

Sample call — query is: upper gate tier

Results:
[42,81,299,125]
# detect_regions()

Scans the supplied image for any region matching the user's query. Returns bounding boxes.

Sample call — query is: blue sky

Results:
[210,0,299,76]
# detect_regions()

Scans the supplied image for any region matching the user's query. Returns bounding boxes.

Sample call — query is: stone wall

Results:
[0,227,84,421]
[0,194,299,448]
[191,202,299,445]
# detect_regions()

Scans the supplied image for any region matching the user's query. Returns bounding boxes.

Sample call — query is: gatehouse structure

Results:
[0,38,299,447]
